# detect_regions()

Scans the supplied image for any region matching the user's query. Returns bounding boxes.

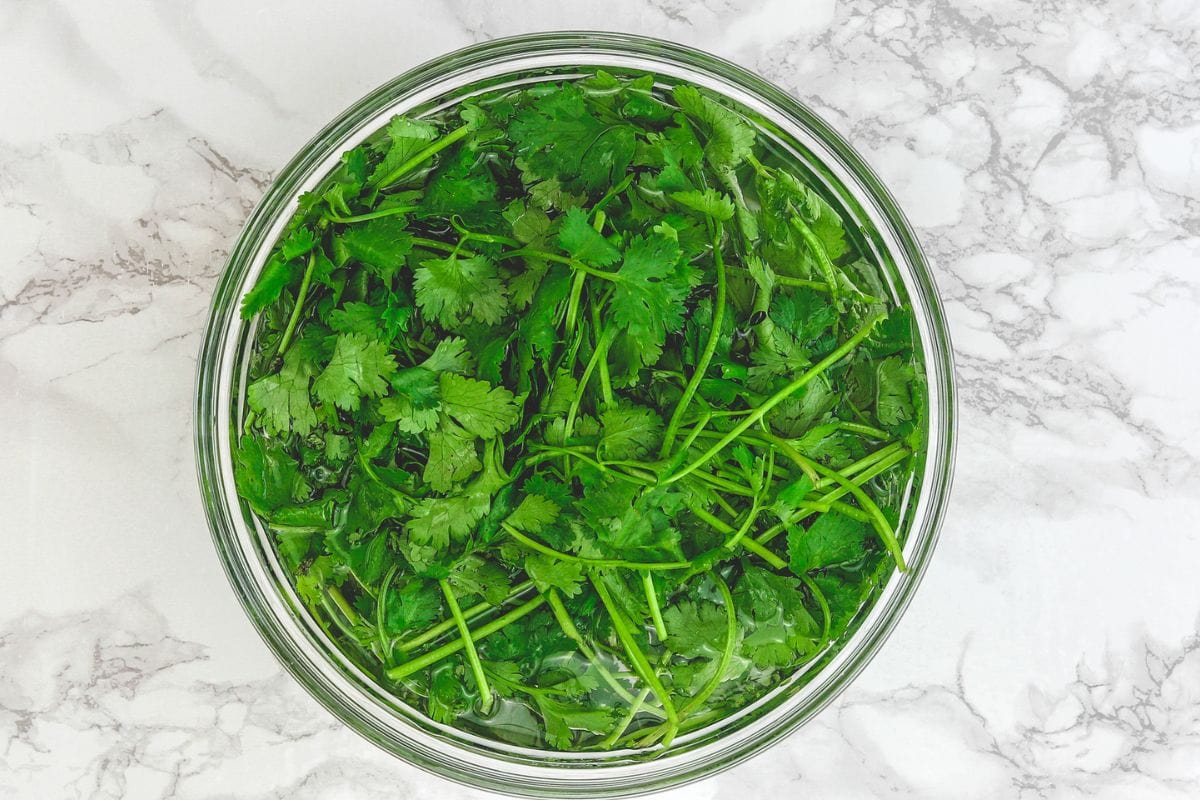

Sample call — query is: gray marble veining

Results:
[2,0,1198,797]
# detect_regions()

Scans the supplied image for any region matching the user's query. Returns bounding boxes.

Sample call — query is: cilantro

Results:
[335,217,413,278]
[233,70,926,755]
[788,511,869,574]
[438,373,519,439]
[414,254,509,327]
[312,333,397,411]
[558,207,620,265]
[247,347,317,436]
[424,423,482,492]
[609,233,691,364]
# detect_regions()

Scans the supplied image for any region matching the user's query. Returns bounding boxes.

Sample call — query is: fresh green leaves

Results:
[336,217,413,277]
[247,347,317,435]
[673,85,755,173]
[439,373,519,439]
[232,70,924,756]
[509,83,637,193]
[312,333,397,410]
[414,254,509,327]
[558,207,620,265]
[609,233,692,363]
[788,511,869,574]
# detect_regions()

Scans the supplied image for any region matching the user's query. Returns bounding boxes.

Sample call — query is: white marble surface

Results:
[3,1,1199,797]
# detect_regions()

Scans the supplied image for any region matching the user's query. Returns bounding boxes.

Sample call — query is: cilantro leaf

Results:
[876,356,915,427]
[414,254,509,327]
[370,116,439,186]
[439,373,519,439]
[312,333,397,411]
[598,403,663,460]
[506,494,561,533]
[424,423,482,492]
[788,511,869,574]
[379,366,441,434]
[336,217,413,278]
[406,489,491,550]
[609,233,691,363]
[664,600,728,659]
[671,188,735,221]
[672,85,755,173]
[240,254,296,319]
[509,83,637,193]
[247,347,317,436]
[384,579,442,634]
[557,207,620,266]
[525,554,584,597]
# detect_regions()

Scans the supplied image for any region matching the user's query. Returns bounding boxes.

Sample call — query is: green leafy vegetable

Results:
[233,71,926,755]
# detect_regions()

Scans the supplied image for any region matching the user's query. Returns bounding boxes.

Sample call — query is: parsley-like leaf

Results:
[312,333,397,411]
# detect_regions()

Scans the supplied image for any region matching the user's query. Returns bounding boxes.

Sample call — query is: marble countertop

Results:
[3,1,1199,797]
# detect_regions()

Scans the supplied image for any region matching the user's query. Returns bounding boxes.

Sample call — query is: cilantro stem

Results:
[326,205,417,224]
[326,585,363,626]
[591,305,615,408]
[789,211,840,304]
[762,432,906,571]
[374,123,472,188]
[663,313,884,485]
[564,271,587,336]
[396,580,535,653]
[642,572,668,641]
[598,645,673,749]
[818,441,907,485]
[686,502,788,571]
[527,447,656,486]
[564,326,616,441]
[753,449,910,548]
[689,470,757,497]
[676,410,711,457]
[660,229,726,458]
[802,573,832,644]
[684,432,904,489]
[629,575,736,749]
[832,421,891,440]
[723,500,763,550]
[439,579,493,710]
[680,575,736,716]
[760,445,911,533]
[502,522,691,571]
[591,574,679,743]
[275,250,317,357]
[601,686,653,749]
[386,593,547,681]
[710,491,740,520]
[546,589,653,711]
[319,593,363,642]
[410,236,461,255]
[376,564,400,663]
[592,172,635,214]
[725,263,831,293]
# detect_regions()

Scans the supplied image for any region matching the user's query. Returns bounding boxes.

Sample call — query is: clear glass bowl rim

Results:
[194,30,957,798]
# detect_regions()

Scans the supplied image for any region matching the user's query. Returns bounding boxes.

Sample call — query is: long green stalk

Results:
[396,580,535,653]
[275,250,317,357]
[591,574,679,746]
[660,230,726,457]
[387,594,547,681]
[663,314,883,484]
[439,579,492,710]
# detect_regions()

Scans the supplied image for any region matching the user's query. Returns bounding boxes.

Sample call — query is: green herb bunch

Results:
[234,70,926,752]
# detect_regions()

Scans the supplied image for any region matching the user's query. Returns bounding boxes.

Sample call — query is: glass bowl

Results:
[195,31,956,798]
